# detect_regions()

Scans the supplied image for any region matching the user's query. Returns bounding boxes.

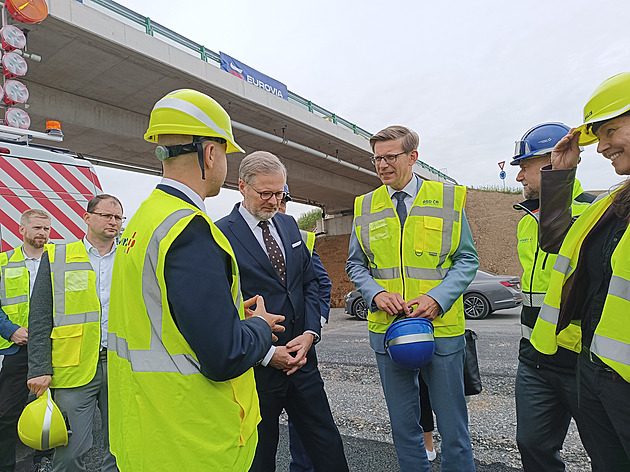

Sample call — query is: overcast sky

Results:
[93,0,630,219]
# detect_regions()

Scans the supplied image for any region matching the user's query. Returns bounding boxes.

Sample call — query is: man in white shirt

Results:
[27,195,123,472]
[0,209,53,472]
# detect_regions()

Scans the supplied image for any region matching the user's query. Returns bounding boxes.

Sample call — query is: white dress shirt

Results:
[84,238,117,349]
[23,255,42,296]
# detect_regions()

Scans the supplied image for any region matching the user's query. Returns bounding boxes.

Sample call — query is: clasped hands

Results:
[373,291,440,320]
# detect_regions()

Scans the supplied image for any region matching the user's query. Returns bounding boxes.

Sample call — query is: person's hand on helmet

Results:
[27,375,52,398]
[551,129,581,170]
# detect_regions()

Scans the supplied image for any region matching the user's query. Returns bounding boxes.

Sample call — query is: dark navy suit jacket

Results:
[216,203,321,380]
[156,185,271,382]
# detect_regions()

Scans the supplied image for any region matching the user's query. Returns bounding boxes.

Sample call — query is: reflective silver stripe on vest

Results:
[108,331,201,375]
[523,292,546,308]
[301,230,308,245]
[591,333,630,368]
[110,209,240,375]
[51,245,99,327]
[405,266,449,281]
[521,324,533,340]
[386,332,434,347]
[553,254,571,276]
[608,275,630,302]
[409,184,459,267]
[537,303,559,325]
[371,267,400,279]
[41,392,54,450]
[0,250,25,305]
[356,192,397,265]
[153,97,225,138]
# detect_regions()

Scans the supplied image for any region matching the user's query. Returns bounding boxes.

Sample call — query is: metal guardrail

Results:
[83,0,455,184]
[86,0,371,139]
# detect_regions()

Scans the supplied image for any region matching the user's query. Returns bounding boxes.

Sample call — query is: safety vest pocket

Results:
[51,324,83,367]
[369,219,389,241]
[229,374,259,446]
[65,271,89,292]
[414,217,443,256]
[4,266,27,298]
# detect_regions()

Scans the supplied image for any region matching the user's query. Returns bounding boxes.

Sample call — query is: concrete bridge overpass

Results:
[21,0,455,230]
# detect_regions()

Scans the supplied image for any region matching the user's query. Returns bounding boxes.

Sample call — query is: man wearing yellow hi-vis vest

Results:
[0,209,54,471]
[27,195,124,471]
[107,89,284,471]
[510,122,599,472]
[346,125,479,472]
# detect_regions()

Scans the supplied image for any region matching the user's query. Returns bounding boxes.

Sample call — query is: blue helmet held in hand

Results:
[384,318,435,370]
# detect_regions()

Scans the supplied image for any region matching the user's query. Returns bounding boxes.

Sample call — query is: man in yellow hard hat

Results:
[106,89,284,472]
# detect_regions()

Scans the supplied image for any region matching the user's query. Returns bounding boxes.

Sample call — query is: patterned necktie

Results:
[393,191,408,228]
[258,220,286,283]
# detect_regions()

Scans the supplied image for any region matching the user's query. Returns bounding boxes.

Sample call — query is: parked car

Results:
[345,270,522,321]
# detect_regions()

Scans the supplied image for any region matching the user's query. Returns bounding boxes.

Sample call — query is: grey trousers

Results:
[52,356,117,472]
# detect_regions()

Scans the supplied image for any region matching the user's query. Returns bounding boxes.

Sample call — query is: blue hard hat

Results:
[283,184,292,201]
[384,318,435,370]
[510,122,571,165]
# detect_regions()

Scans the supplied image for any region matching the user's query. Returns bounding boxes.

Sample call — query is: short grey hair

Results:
[370,125,419,153]
[239,151,287,185]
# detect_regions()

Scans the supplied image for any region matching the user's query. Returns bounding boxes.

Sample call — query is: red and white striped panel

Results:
[0,155,101,251]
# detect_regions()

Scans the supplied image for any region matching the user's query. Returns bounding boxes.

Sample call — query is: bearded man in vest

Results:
[346,125,478,472]
[106,89,284,472]
[0,209,53,472]
[510,122,599,471]
[26,194,124,472]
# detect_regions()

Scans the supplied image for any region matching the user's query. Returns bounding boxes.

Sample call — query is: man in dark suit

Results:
[216,151,348,472]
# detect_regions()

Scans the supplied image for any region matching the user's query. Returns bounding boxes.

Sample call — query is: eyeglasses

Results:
[250,187,286,201]
[89,212,126,223]
[370,151,407,166]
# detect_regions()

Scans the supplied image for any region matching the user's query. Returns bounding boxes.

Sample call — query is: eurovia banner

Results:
[220,52,288,100]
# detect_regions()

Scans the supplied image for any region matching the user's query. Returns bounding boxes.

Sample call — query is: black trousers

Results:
[578,352,630,471]
[250,365,348,472]
[419,371,434,433]
[0,346,51,472]
[515,361,601,472]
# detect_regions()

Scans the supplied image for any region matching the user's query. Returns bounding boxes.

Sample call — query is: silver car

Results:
[345,270,522,321]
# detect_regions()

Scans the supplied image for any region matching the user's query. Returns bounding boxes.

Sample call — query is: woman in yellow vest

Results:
[530,72,630,470]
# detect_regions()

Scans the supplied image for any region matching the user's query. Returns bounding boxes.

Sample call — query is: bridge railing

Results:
[83,0,371,139]
[81,0,455,184]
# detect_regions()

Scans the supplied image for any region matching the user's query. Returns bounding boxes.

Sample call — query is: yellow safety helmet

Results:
[144,89,244,154]
[18,389,70,450]
[575,72,630,146]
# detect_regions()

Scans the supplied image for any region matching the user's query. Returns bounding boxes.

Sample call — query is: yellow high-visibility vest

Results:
[353,181,466,336]
[516,180,590,347]
[300,230,316,255]
[108,188,260,471]
[531,189,630,381]
[1,245,56,350]
[48,241,101,389]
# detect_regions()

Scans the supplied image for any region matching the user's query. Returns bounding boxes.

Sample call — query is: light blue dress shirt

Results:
[346,174,479,315]
[84,238,116,349]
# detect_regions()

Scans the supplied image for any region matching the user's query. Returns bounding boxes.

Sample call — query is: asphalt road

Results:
[12,306,591,471]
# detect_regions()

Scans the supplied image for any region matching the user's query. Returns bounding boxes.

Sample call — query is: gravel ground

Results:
[308,307,592,471]
[11,307,593,471]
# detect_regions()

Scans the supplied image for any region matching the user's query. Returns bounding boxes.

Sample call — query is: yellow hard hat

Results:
[575,72,630,145]
[144,89,244,154]
[18,389,69,450]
